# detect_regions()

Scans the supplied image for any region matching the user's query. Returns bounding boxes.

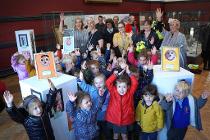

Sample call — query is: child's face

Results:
[80,96,92,111]
[138,56,147,65]
[91,53,99,60]
[174,87,187,100]
[18,58,26,65]
[28,100,43,117]
[94,77,105,90]
[143,94,155,105]
[90,64,99,75]
[116,82,128,95]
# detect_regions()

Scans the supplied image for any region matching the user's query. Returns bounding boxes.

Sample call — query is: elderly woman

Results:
[156,8,188,69]
[59,13,89,54]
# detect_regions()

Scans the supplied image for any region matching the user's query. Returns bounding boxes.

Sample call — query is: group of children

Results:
[4,10,209,140]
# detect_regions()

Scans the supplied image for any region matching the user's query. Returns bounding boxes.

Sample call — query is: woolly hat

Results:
[23,95,39,109]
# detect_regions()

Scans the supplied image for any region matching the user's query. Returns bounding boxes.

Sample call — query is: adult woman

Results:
[59,13,89,54]
[133,19,159,50]
[156,8,188,69]
[87,19,104,51]
[113,22,132,56]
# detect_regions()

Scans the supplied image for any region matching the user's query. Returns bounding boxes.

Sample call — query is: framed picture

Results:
[18,34,28,47]
[161,46,180,71]
[34,52,57,79]
[48,88,64,118]
[31,89,43,101]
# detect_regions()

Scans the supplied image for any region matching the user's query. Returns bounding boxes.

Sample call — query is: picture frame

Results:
[31,89,43,101]
[18,34,28,47]
[34,52,57,79]
[161,46,180,71]
[48,88,64,118]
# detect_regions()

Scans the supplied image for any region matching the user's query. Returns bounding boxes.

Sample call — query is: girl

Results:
[66,91,104,140]
[11,52,35,80]
[105,65,138,140]
[78,73,111,139]
[160,80,209,140]
[4,79,57,140]
[136,84,164,140]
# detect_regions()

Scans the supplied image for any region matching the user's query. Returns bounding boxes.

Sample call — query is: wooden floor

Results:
[0,70,210,140]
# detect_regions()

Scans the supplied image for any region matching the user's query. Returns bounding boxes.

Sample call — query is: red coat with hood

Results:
[105,74,138,126]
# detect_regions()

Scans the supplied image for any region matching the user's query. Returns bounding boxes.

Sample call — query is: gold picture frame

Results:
[161,46,180,71]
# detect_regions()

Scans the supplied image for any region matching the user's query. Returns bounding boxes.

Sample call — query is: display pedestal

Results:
[152,65,194,140]
[152,65,194,95]
[19,73,77,140]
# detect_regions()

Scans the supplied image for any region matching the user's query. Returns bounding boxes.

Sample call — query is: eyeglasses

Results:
[118,26,124,29]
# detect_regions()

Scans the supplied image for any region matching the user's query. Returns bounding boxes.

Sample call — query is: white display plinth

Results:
[152,65,194,140]
[152,65,194,95]
[19,73,77,140]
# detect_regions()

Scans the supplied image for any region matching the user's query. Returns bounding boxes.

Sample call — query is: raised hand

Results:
[125,65,131,75]
[79,71,84,81]
[48,79,56,91]
[3,90,13,107]
[98,88,105,96]
[56,44,61,50]
[60,13,65,21]
[201,91,210,99]
[88,44,94,51]
[156,8,163,21]
[81,60,87,70]
[149,37,155,45]
[147,60,153,70]
[165,94,173,102]
[106,43,111,50]
[67,92,77,102]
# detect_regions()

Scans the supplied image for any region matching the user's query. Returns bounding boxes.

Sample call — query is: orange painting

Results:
[34,52,57,79]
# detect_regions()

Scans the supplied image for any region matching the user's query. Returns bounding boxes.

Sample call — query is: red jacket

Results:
[105,74,138,126]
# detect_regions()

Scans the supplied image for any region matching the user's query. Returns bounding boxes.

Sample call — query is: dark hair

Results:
[118,21,125,27]
[83,69,94,84]
[142,84,158,96]
[98,15,103,18]
[105,18,115,28]
[137,48,148,59]
[75,91,91,108]
[116,74,131,86]
[143,19,152,26]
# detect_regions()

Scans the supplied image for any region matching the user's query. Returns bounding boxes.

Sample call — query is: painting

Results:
[18,34,28,47]
[161,46,180,71]
[48,88,64,118]
[34,52,57,79]
[31,89,43,101]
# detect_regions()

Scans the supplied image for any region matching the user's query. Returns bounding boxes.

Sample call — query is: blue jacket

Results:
[160,94,207,131]
[66,96,103,140]
[78,80,110,121]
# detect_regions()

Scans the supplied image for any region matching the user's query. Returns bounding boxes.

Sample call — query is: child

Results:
[136,84,164,140]
[127,45,158,67]
[11,52,35,80]
[160,80,209,140]
[3,79,57,140]
[66,91,104,140]
[78,72,111,139]
[105,65,138,140]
